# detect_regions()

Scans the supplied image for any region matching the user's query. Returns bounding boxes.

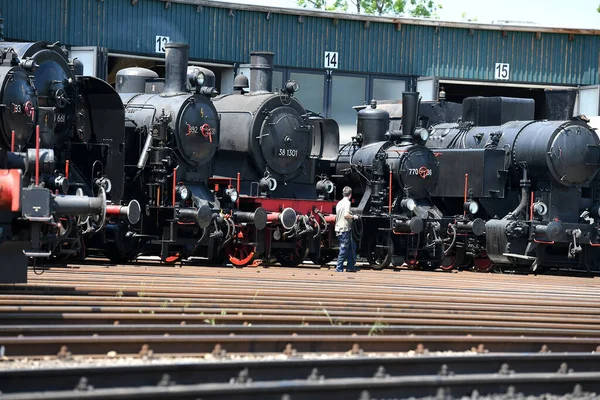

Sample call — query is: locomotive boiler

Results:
[332,92,456,269]
[113,43,267,263]
[211,52,340,267]
[0,41,126,283]
[426,96,600,272]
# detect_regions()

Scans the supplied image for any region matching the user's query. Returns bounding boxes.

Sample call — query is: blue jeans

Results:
[336,231,356,272]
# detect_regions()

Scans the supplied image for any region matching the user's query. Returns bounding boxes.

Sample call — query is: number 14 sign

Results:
[324,51,338,69]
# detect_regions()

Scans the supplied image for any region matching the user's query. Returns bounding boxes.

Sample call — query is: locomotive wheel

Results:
[228,226,256,267]
[473,251,494,272]
[367,234,393,270]
[164,253,182,264]
[275,240,309,267]
[229,246,255,267]
[440,255,457,271]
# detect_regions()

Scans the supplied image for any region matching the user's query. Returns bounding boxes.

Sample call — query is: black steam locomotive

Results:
[425,95,600,272]
[0,41,130,283]
[332,89,600,274]
[329,93,484,270]
[210,51,340,267]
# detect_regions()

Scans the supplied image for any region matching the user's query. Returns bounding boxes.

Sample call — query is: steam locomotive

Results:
[425,95,600,272]
[330,89,600,274]
[0,41,131,283]
[328,93,487,270]
[211,51,340,267]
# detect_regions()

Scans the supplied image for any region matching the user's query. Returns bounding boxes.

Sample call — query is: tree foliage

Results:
[297,0,442,17]
[408,0,441,17]
[297,0,346,11]
[461,11,477,22]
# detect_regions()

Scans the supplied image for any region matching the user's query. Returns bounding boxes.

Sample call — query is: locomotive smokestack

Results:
[163,42,189,95]
[250,51,274,94]
[400,92,420,143]
[544,89,577,120]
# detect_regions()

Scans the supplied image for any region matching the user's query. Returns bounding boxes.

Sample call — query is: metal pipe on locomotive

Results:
[113,43,268,263]
[210,51,340,267]
[0,41,129,283]
[426,95,600,272]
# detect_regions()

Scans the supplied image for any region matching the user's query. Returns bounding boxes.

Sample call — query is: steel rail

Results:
[1,323,599,338]
[1,334,600,357]
[1,312,598,331]
[1,353,600,395]
[3,371,600,400]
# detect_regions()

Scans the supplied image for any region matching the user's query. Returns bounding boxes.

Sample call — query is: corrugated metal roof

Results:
[1,0,598,84]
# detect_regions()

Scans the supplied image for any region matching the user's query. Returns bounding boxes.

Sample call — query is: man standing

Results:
[335,186,359,272]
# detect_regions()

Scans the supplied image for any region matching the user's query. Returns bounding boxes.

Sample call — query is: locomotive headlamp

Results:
[224,188,239,203]
[196,71,205,86]
[284,80,300,94]
[464,201,479,215]
[54,175,69,194]
[419,129,430,141]
[533,202,548,216]
[94,177,112,193]
[401,198,417,212]
[177,185,190,201]
[259,176,278,193]
[316,179,335,196]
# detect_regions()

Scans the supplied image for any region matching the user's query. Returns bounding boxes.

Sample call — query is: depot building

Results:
[3,0,599,141]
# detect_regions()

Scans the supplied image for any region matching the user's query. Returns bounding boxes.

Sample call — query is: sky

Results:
[214,0,600,29]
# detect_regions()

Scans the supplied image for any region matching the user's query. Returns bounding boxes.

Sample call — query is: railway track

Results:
[2,354,600,399]
[1,262,600,398]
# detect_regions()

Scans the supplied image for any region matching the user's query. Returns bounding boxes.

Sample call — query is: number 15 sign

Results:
[494,63,510,80]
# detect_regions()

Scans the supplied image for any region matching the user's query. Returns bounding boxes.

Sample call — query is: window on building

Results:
[331,74,366,143]
[372,78,406,101]
[272,70,284,92]
[290,71,325,115]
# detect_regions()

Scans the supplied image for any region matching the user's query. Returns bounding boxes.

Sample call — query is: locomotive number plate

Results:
[276,148,299,157]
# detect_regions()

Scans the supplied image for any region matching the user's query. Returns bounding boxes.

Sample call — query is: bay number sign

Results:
[324,51,339,69]
[156,36,170,53]
[494,63,510,80]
